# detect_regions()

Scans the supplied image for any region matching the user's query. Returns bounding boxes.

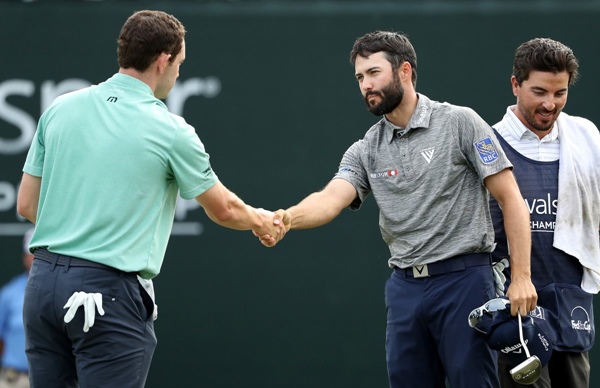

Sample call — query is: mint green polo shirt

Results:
[23,73,218,279]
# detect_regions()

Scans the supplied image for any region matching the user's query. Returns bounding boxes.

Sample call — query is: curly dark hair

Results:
[513,38,579,86]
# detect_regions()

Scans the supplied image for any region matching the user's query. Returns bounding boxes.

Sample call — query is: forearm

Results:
[287,192,344,230]
[502,200,532,280]
[284,179,357,230]
[17,173,40,224]
[204,194,264,231]
[486,169,536,314]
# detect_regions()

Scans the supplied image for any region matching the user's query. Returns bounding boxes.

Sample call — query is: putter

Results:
[509,313,542,385]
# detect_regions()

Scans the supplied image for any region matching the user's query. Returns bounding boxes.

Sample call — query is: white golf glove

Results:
[63,291,105,332]
[492,258,510,297]
[137,276,158,321]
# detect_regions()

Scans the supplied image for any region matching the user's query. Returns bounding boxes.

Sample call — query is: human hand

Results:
[253,208,287,247]
[63,291,105,332]
[273,209,291,233]
[505,275,537,317]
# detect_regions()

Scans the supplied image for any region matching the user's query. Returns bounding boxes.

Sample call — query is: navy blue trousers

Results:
[385,262,499,388]
[23,254,157,388]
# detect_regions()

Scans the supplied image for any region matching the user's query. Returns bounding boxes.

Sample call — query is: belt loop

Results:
[50,253,57,272]
[63,255,71,273]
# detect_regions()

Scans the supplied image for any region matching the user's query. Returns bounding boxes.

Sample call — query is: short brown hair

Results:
[349,30,418,88]
[117,10,186,71]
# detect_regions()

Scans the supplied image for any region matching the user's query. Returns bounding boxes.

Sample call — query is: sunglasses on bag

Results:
[467,297,510,334]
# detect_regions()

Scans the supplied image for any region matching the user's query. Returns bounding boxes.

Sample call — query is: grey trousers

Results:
[23,253,157,388]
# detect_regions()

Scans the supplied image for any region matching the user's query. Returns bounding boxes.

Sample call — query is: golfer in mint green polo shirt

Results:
[17,10,284,388]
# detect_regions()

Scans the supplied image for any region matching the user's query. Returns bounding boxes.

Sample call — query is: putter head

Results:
[509,355,542,385]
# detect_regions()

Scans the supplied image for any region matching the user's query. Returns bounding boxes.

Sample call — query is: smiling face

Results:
[355,52,404,116]
[512,70,569,138]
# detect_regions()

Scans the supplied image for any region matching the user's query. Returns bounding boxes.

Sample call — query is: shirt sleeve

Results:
[455,106,513,183]
[169,119,218,200]
[333,140,370,210]
[23,113,47,177]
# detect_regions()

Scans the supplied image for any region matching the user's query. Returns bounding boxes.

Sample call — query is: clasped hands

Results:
[253,208,290,247]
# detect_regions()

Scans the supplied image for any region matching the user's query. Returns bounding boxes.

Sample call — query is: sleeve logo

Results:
[474,137,499,164]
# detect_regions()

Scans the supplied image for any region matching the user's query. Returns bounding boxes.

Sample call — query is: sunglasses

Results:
[467,297,510,334]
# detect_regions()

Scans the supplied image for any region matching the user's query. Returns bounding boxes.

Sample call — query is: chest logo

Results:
[420,147,435,163]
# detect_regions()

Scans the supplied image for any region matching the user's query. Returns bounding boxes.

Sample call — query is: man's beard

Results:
[364,73,404,116]
[520,106,558,132]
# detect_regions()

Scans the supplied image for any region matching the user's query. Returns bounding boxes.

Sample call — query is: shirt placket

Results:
[397,132,414,180]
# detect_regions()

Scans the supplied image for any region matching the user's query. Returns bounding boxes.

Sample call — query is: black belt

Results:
[34,248,124,273]
[394,252,491,278]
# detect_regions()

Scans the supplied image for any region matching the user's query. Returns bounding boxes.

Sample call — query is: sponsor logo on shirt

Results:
[370,169,398,179]
[474,137,499,164]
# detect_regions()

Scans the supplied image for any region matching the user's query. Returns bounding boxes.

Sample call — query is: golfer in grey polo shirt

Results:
[261,31,537,388]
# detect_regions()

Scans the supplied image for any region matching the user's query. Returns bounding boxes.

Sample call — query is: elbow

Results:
[17,201,35,223]
[211,209,235,224]
[206,206,237,226]
[17,199,28,218]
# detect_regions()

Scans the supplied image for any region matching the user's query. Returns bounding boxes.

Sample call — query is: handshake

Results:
[252,208,291,248]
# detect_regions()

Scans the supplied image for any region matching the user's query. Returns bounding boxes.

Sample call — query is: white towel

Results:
[553,113,600,293]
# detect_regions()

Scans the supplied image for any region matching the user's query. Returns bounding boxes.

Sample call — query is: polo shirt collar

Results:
[107,73,155,96]
[383,93,433,143]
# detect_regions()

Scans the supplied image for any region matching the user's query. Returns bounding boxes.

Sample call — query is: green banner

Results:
[1,2,598,387]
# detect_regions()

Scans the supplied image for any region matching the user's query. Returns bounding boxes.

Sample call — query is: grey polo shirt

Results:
[334,94,512,268]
